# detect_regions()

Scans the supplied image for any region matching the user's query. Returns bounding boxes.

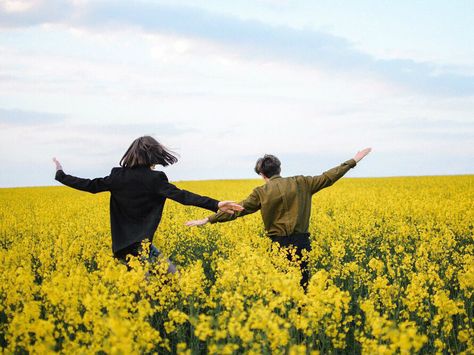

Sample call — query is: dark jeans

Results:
[270,233,312,289]
[114,242,177,274]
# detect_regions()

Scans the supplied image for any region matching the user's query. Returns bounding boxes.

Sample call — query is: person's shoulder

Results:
[281,175,306,181]
[254,179,273,194]
[110,166,160,177]
[151,169,168,181]
[287,175,311,185]
[130,167,168,180]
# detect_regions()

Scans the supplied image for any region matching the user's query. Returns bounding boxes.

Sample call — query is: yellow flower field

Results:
[0,175,473,354]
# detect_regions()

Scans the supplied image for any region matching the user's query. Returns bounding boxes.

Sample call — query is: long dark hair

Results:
[120,136,178,168]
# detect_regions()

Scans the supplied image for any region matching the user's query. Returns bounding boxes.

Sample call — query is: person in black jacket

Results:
[53,135,243,273]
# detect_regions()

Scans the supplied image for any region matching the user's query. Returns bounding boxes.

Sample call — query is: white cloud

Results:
[0,0,37,13]
[0,5,473,186]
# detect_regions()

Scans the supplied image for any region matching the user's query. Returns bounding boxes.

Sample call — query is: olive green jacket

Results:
[208,159,357,237]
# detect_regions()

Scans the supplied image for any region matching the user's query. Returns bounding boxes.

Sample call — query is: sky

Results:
[0,0,473,187]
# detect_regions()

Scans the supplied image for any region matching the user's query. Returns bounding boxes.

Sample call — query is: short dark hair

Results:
[254,154,281,178]
[120,136,179,168]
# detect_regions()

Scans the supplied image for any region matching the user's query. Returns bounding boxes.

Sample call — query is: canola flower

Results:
[0,175,473,354]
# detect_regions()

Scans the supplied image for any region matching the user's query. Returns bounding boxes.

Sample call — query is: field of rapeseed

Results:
[0,175,473,354]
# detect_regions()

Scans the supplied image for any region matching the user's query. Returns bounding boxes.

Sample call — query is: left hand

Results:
[52,157,63,171]
[185,218,209,227]
[353,148,372,163]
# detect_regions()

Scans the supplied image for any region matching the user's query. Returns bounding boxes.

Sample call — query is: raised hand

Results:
[353,148,372,163]
[217,201,244,214]
[52,157,63,171]
[185,218,209,227]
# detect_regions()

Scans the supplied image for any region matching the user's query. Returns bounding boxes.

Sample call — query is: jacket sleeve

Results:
[305,159,357,194]
[155,172,219,212]
[208,188,261,224]
[55,169,114,194]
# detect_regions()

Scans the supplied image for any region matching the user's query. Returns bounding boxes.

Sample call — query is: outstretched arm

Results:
[186,189,260,227]
[155,172,243,214]
[53,158,113,194]
[307,148,371,194]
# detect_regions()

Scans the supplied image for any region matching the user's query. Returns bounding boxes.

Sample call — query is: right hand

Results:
[353,148,372,163]
[52,157,63,171]
[217,201,244,214]
[185,218,209,227]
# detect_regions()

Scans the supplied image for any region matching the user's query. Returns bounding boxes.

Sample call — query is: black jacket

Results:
[55,167,219,255]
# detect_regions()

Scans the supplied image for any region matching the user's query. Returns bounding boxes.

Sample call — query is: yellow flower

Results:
[1,175,472,353]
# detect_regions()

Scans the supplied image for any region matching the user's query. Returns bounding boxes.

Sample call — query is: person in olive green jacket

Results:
[186,148,372,288]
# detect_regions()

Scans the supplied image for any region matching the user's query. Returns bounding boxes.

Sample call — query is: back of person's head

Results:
[254,154,281,178]
[120,136,178,168]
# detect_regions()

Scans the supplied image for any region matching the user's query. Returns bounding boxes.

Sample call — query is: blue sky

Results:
[0,0,473,187]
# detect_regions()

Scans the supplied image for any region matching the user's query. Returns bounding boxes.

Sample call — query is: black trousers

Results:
[270,233,312,289]
[114,241,152,261]
[114,242,177,274]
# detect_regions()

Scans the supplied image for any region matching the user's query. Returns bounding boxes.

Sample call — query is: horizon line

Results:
[1,173,473,189]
